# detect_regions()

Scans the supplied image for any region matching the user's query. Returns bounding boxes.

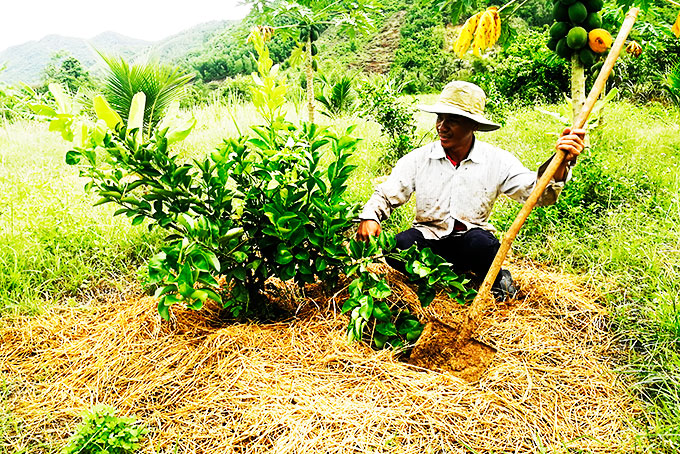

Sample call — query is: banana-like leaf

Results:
[93,95,123,129]
[166,118,197,145]
[128,92,146,134]
[48,83,71,115]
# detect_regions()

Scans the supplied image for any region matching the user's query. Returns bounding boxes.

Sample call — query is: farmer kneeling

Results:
[356,81,585,299]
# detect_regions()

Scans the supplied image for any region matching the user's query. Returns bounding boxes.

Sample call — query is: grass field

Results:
[0,98,679,452]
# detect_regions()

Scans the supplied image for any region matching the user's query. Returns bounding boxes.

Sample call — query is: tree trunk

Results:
[306,37,315,123]
[570,54,586,124]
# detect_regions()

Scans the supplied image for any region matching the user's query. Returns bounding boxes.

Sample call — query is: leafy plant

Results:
[36,29,361,321]
[63,404,147,454]
[357,75,417,165]
[246,0,378,122]
[99,54,194,139]
[343,232,476,348]
[0,83,36,122]
[315,74,357,118]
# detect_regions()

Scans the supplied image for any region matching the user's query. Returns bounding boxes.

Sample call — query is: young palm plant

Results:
[315,74,357,119]
[98,53,193,138]
[664,60,680,106]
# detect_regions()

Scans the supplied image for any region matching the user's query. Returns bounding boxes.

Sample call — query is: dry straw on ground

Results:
[1,260,641,453]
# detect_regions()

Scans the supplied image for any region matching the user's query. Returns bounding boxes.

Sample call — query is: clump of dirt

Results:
[0,260,642,453]
[409,319,497,382]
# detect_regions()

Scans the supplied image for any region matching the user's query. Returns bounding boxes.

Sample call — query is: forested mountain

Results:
[0,21,233,85]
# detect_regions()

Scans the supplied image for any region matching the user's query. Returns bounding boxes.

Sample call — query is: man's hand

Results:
[356,220,381,242]
[556,127,586,161]
[554,127,586,181]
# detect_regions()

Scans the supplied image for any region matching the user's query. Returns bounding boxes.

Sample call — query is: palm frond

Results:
[315,75,356,118]
[664,60,680,106]
[98,52,193,136]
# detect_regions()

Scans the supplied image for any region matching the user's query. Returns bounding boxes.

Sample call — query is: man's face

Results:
[436,113,478,150]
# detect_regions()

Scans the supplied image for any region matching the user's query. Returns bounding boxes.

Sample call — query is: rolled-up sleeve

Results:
[500,153,569,207]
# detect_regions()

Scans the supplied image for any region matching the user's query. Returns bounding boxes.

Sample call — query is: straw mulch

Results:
[0,260,642,453]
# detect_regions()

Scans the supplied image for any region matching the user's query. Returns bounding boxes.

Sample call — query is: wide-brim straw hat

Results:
[418,81,500,132]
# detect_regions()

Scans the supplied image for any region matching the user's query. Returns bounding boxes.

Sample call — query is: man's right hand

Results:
[356,220,381,242]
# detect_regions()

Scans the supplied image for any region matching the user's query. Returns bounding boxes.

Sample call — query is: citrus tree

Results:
[32,28,476,348]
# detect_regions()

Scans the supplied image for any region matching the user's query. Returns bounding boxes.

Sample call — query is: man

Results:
[356,80,585,298]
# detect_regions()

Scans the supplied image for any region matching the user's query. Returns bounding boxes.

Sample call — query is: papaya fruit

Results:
[559,0,577,4]
[550,22,570,40]
[553,2,570,21]
[588,28,612,53]
[579,47,597,66]
[299,26,309,42]
[556,37,572,59]
[567,26,588,49]
[583,12,602,30]
[583,0,604,12]
[311,43,318,56]
[568,2,588,23]
[547,38,559,51]
[591,61,615,79]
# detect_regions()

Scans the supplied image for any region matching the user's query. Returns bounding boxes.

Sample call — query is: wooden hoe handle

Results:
[467,7,641,324]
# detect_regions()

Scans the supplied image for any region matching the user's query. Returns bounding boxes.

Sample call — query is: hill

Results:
[0,21,233,85]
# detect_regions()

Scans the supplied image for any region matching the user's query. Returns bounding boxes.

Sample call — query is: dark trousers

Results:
[386,227,501,284]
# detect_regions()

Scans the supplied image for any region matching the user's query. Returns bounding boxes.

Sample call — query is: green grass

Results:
[1,97,679,452]
[0,120,161,315]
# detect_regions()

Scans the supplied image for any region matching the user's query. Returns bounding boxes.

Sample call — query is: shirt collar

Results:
[429,138,485,164]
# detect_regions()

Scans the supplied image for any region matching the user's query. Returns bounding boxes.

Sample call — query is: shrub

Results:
[469,28,570,108]
[63,404,147,454]
[357,75,417,165]
[344,232,476,349]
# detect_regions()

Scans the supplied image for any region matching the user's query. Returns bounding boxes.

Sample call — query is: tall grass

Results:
[0,121,160,315]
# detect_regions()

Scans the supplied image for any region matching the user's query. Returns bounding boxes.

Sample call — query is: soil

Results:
[409,319,497,382]
[353,11,407,74]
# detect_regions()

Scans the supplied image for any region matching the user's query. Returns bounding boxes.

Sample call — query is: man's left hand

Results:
[553,127,586,181]
[556,127,587,163]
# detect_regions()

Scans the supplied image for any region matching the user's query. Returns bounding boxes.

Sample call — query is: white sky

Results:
[0,0,252,52]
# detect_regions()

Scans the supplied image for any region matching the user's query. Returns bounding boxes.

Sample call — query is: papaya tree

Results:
[453,0,680,122]
[244,0,379,122]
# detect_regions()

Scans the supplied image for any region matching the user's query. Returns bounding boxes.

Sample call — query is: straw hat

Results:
[418,81,500,131]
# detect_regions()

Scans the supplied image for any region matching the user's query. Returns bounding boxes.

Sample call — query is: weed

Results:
[63,404,147,454]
